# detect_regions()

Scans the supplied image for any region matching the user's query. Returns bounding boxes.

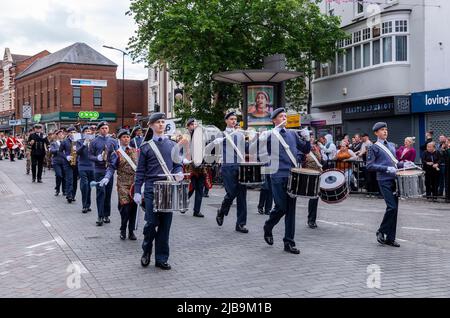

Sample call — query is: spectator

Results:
[319,133,337,163]
[336,139,358,189]
[420,130,434,152]
[421,141,441,201]
[351,134,363,154]
[437,136,448,197]
[443,139,450,202]
[396,137,417,163]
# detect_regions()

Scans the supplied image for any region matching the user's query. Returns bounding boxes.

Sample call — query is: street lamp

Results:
[103,45,128,128]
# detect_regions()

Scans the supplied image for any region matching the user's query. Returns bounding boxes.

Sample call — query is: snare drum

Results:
[287,168,321,198]
[238,162,266,186]
[396,169,425,199]
[153,180,189,213]
[319,169,349,204]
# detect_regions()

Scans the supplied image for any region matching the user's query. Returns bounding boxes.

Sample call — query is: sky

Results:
[0,0,148,80]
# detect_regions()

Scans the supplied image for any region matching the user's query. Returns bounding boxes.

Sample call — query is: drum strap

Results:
[272,130,298,168]
[375,141,399,165]
[117,148,137,171]
[147,140,175,182]
[223,131,245,162]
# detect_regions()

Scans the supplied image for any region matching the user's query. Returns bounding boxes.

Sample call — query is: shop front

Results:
[304,110,343,140]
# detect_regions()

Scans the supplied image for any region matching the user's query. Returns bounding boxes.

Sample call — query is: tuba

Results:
[70,141,77,166]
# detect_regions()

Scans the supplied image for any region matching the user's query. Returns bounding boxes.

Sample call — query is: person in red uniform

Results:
[6,133,18,162]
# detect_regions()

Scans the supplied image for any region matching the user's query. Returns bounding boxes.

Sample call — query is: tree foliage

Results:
[127,0,346,128]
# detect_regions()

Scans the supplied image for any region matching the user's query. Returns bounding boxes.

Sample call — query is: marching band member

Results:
[101,129,139,240]
[215,111,249,233]
[367,122,414,247]
[60,127,79,203]
[133,112,183,270]
[130,125,144,149]
[88,121,118,226]
[262,108,311,254]
[77,126,95,213]
[28,124,50,183]
[185,118,205,218]
[50,130,66,196]
[6,133,18,162]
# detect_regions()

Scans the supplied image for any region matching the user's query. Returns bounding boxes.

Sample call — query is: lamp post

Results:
[103,45,127,128]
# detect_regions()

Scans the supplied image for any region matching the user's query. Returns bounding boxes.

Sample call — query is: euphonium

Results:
[70,141,77,166]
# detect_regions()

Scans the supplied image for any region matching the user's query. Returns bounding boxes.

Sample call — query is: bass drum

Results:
[191,125,222,167]
[319,169,349,204]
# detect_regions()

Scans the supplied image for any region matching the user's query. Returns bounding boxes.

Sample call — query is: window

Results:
[373,25,381,38]
[345,48,353,71]
[330,56,336,75]
[395,20,407,32]
[354,45,362,69]
[337,52,344,73]
[40,92,43,109]
[337,39,345,48]
[321,63,329,77]
[363,43,371,67]
[314,63,321,79]
[363,28,370,40]
[396,35,407,61]
[54,88,57,109]
[47,91,50,108]
[382,21,393,34]
[73,86,81,106]
[383,37,393,62]
[153,67,158,81]
[353,31,361,43]
[33,95,37,112]
[373,40,381,65]
[93,87,102,107]
[355,0,364,15]
[345,37,353,47]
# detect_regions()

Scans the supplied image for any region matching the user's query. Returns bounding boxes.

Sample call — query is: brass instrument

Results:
[70,141,77,166]
[102,144,108,168]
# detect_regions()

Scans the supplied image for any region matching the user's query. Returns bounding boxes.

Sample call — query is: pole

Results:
[25,118,28,135]
[122,52,125,128]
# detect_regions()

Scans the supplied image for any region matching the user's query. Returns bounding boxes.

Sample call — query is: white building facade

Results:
[312,0,450,147]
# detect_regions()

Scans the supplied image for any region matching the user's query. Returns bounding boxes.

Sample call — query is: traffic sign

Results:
[9,120,21,126]
[22,104,32,119]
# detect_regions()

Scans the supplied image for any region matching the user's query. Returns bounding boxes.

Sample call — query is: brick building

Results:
[14,42,147,133]
[0,48,50,131]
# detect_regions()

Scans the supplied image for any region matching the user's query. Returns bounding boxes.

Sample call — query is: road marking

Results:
[54,236,67,248]
[414,213,443,217]
[0,271,9,276]
[317,220,339,226]
[401,227,440,232]
[41,220,51,228]
[335,222,364,226]
[72,261,89,274]
[26,240,56,249]
[0,260,14,266]
[397,238,408,242]
[11,209,34,215]
[26,265,38,269]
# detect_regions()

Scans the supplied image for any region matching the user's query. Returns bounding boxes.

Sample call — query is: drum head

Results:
[397,169,424,176]
[292,167,321,175]
[320,169,346,190]
[191,126,204,167]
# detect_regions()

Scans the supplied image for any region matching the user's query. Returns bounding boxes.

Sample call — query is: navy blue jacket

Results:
[88,135,118,174]
[134,138,183,194]
[76,139,95,171]
[59,138,76,167]
[130,136,144,149]
[367,140,405,181]
[50,141,65,165]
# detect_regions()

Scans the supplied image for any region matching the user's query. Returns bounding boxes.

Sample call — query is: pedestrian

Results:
[304,134,323,229]
[28,124,50,183]
[421,141,441,201]
[437,135,448,197]
[420,130,433,153]
[396,137,417,163]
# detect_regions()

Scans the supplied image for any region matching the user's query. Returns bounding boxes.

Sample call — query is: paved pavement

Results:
[1,159,450,298]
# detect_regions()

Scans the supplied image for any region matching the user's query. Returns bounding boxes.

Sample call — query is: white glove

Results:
[175,173,184,182]
[300,129,310,140]
[403,161,415,169]
[84,139,89,145]
[97,154,103,161]
[133,193,142,205]
[258,131,269,142]
[387,167,397,174]
[66,156,72,162]
[99,178,109,187]
[213,137,224,145]
[182,158,191,165]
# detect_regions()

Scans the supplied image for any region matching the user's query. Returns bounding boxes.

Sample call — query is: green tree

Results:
[127,0,346,128]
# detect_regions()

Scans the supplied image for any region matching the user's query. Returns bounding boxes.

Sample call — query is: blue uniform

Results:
[217,128,248,227]
[88,135,118,219]
[77,139,95,210]
[50,140,65,194]
[134,136,182,264]
[130,136,144,149]
[264,128,311,248]
[367,139,405,242]
[60,138,78,200]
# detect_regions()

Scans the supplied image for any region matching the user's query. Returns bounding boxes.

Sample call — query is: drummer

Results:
[262,108,311,254]
[133,112,184,270]
[367,122,414,247]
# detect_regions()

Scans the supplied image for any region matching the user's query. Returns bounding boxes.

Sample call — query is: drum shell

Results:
[238,163,266,186]
[396,171,425,198]
[153,181,189,212]
[287,168,320,198]
[319,169,349,204]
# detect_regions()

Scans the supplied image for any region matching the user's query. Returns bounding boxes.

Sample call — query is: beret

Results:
[33,124,43,129]
[117,129,130,139]
[97,121,109,130]
[186,118,195,126]
[224,111,236,120]
[270,108,286,120]
[67,126,77,133]
[81,126,90,133]
[149,112,166,124]
[372,122,387,132]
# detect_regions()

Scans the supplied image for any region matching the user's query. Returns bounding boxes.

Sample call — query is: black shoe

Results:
[235,224,249,233]
[120,231,126,240]
[308,222,318,229]
[257,208,264,215]
[141,252,151,267]
[32,179,36,183]
[63,193,67,197]
[37,180,43,183]
[203,193,209,198]
[284,244,300,254]
[96,218,103,226]
[55,191,60,196]
[103,217,110,223]
[87,208,92,212]
[193,212,204,218]
[128,232,137,240]
[216,209,224,226]
[67,197,73,203]
[376,231,386,245]
[264,211,270,215]
[82,208,88,214]
[72,198,76,202]
[263,226,273,245]
[385,240,400,247]
[155,262,171,270]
